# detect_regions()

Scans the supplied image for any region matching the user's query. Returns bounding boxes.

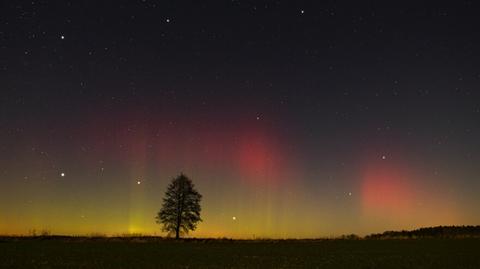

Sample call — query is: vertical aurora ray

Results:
[65,109,306,237]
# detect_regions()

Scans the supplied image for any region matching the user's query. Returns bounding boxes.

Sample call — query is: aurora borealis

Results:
[1,1,480,238]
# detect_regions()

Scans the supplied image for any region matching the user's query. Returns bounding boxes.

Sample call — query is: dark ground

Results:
[1,237,479,268]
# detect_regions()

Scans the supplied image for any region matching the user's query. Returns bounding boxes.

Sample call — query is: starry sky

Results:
[1,1,480,238]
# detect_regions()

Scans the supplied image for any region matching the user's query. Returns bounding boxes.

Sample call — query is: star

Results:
[60,35,65,40]
[60,172,65,177]
[300,10,305,14]
[137,180,142,185]
[166,18,170,23]
[232,216,237,221]
[381,155,387,160]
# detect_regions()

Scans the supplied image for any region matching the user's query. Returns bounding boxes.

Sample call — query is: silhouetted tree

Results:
[156,173,202,239]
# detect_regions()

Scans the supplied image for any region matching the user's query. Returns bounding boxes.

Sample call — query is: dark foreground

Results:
[1,238,479,268]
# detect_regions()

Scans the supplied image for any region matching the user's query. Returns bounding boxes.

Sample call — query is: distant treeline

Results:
[2,225,480,241]
[366,226,480,239]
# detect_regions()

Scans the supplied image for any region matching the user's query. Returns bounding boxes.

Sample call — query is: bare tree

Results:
[156,173,202,239]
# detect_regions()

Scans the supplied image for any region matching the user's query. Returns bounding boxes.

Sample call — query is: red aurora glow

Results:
[83,110,296,185]
[361,160,416,217]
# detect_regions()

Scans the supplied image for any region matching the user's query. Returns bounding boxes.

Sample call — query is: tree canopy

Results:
[156,173,202,239]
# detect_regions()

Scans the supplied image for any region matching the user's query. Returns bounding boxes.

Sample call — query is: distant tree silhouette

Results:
[366,225,480,239]
[156,173,202,239]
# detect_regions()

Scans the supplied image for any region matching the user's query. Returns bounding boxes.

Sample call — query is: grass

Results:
[1,237,479,268]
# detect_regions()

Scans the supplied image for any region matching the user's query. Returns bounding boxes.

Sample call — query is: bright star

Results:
[60,172,65,177]
[232,216,236,221]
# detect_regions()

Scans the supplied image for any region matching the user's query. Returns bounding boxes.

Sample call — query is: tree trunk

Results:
[175,212,181,239]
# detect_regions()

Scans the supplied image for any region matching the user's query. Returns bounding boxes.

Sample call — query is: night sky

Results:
[1,1,480,238]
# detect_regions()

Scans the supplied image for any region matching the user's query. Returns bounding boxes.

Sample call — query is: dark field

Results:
[1,238,479,268]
